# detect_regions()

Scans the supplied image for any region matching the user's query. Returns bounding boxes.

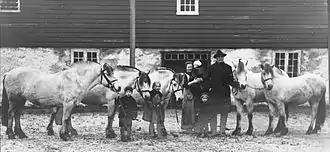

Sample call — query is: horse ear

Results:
[271,64,275,68]
[147,70,150,74]
[245,60,248,66]
[259,64,264,70]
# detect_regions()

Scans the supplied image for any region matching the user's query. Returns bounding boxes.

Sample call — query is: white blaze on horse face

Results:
[236,71,248,87]
[141,81,151,98]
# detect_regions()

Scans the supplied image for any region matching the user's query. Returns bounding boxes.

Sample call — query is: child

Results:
[143,82,168,137]
[116,86,138,142]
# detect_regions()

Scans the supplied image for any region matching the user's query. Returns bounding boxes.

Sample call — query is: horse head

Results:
[101,63,121,92]
[260,63,275,90]
[170,73,189,102]
[233,58,249,89]
[134,71,151,100]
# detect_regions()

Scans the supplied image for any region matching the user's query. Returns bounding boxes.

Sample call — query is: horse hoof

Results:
[245,130,253,136]
[70,129,78,136]
[18,134,28,139]
[60,133,71,141]
[276,128,288,137]
[306,126,313,135]
[264,128,273,136]
[106,130,117,139]
[8,133,15,139]
[47,128,55,136]
[231,128,241,136]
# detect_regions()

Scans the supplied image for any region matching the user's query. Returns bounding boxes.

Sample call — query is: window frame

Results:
[0,0,21,13]
[176,0,199,16]
[71,50,100,64]
[272,50,301,77]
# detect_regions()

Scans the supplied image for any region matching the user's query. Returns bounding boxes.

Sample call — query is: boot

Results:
[120,128,128,142]
[149,123,156,137]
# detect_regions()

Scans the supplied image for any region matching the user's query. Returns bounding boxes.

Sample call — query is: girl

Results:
[143,82,167,137]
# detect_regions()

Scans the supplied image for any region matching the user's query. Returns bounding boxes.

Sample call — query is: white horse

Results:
[232,59,289,135]
[261,63,327,136]
[46,65,151,138]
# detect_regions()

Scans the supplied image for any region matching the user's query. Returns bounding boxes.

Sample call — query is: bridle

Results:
[100,66,119,93]
[133,73,151,101]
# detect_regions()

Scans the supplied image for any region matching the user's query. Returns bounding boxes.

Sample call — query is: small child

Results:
[143,82,168,137]
[116,86,138,142]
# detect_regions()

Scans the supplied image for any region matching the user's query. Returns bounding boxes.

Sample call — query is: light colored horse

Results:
[232,59,290,135]
[46,65,152,138]
[261,63,327,136]
[1,62,119,141]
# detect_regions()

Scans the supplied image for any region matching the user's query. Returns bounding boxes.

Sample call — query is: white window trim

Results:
[176,0,199,16]
[71,50,100,64]
[0,0,21,13]
[272,50,301,76]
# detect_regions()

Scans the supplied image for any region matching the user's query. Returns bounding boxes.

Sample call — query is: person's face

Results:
[186,64,193,73]
[154,84,161,92]
[216,56,224,62]
[125,90,132,96]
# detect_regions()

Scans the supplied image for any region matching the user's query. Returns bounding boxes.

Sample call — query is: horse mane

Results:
[115,65,142,73]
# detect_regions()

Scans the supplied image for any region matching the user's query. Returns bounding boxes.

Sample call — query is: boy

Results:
[116,86,138,142]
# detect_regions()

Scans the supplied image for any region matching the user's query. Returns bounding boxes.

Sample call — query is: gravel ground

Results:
[1,106,330,152]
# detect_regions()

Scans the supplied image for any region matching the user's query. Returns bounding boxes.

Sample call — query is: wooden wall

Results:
[0,0,129,48]
[0,0,328,48]
[136,0,328,48]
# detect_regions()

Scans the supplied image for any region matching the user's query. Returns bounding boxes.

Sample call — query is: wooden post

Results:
[129,0,136,67]
[328,0,330,101]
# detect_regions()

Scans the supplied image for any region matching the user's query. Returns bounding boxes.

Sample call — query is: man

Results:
[202,50,240,136]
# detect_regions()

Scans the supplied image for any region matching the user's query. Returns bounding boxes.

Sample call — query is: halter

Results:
[133,75,151,100]
[100,66,119,93]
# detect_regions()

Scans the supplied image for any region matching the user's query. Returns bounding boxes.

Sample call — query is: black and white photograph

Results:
[1,0,329,151]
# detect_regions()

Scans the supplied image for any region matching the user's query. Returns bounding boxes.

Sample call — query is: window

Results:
[0,0,20,12]
[176,0,199,15]
[163,52,209,61]
[71,50,100,64]
[273,51,301,77]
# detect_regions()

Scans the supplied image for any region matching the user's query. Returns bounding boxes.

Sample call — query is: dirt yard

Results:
[1,106,330,152]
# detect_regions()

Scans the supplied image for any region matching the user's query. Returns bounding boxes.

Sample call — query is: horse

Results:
[1,62,119,141]
[231,59,290,136]
[260,63,327,136]
[45,65,152,138]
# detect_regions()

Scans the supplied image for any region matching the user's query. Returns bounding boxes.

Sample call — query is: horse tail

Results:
[2,74,9,126]
[317,90,326,126]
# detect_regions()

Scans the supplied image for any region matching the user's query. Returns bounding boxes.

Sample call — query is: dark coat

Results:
[116,96,138,119]
[142,90,165,123]
[202,62,239,110]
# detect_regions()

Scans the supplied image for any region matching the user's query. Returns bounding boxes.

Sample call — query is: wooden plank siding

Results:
[136,0,328,48]
[0,0,328,48]
[0,0,129,48]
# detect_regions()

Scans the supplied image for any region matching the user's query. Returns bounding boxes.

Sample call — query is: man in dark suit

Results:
[202,50,240,136]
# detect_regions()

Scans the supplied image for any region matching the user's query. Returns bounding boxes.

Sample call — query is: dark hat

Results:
[213,50,227,58]
[124,86,133,92]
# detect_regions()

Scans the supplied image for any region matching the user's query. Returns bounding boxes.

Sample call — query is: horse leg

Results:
[59,102,74,141]
[68,114,78,136]
[275,101,288,137]
[14,105,28,139]
[105,99,117,138]
[245,99,254,135]
[232,99,243,136]
[264,102,276,135]
[306,99,319,135]
[47,107,58,136]
[6,101,18,139]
